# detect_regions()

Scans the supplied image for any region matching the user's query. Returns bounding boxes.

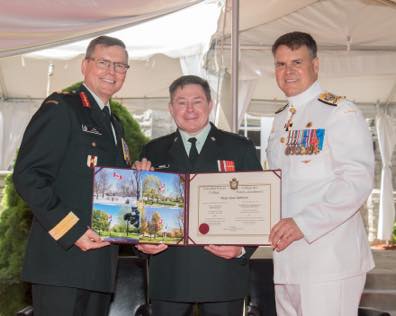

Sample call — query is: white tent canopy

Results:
[0,0,203,58]
[211,0,396,115]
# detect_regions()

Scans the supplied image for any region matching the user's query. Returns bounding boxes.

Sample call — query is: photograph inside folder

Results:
[91,167,281,246]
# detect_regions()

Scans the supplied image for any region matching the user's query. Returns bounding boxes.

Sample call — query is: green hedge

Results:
[393,222,396,244]
[0,82,148,315]
[0,173,32,316]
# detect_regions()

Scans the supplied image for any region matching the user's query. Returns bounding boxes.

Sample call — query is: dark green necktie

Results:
[188,137,199,163]
[102,106,112,133]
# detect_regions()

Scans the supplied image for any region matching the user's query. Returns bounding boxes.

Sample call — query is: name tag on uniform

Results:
[82,124,102,136]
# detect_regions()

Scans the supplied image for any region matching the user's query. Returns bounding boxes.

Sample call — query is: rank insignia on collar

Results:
[80,91,91,108]
[318,92,345,106]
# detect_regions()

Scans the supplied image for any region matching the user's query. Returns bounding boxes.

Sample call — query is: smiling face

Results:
[169,84,213,134]
[81,44,128,103]
[274,44,319,97]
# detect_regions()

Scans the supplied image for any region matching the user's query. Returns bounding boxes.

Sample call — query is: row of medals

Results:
[282,106,320,156]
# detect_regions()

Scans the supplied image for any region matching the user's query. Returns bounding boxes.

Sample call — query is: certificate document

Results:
[188,171,280,245]
[91,167,280,245]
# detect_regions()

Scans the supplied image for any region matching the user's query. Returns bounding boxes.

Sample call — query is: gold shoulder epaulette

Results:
[318,92,345,106]
[275,103,288,114]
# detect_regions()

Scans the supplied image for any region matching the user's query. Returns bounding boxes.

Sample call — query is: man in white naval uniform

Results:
[267,31,374,316]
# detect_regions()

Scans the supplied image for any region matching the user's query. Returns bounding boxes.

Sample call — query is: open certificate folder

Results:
[91,167,281,246]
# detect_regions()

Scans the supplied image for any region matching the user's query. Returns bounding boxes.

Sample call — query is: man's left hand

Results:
[204,245,243,259]
[133,158,153,171]
[269,218,303,252]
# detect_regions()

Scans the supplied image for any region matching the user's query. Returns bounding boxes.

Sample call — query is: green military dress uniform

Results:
[140,123,262,306]
[13,85,128,295]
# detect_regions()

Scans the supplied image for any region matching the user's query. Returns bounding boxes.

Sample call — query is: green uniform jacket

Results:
[13,85,128,293]
[140,123,262,302]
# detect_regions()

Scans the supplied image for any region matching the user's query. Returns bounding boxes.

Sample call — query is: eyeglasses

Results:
[87,57,130,74]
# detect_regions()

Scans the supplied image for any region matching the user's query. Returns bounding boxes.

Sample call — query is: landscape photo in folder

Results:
[92,167,185,244]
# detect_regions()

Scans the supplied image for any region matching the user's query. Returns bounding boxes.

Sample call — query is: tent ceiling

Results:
[215,0,318,37]
[209,0,396,108]
[0,0,202,57]
[25,1,221,60]
[0,0,221,101]
[236,0,396,51]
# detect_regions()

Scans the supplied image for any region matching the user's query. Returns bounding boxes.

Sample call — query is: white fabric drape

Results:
[180,54,222,123]
[260,117,274,167]
[180,54,207,77]
[237,79,258,127]
[0,100,40,170]
[376,108,396,240]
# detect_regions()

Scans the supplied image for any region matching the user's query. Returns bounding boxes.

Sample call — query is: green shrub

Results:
[0,173,32,315]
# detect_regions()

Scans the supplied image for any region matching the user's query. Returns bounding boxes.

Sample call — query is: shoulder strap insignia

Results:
[275,103,288,114]
[79,91,91,108]
[55,90,75,96]
[44,99,59,105]
[318,92,345,106]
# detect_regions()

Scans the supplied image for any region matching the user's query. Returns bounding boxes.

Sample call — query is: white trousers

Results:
[275,274,366,316]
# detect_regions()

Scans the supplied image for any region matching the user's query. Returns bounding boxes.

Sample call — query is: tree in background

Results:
[92,210,111,235]
[149,211,163,238]
[0,82,148,315]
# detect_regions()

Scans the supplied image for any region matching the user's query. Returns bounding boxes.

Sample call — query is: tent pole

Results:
[46,63,54,97]
[231,0,239,132]
[0,65,8,101]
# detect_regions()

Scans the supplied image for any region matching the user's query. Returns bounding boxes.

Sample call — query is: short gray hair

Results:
[85,35,128,60]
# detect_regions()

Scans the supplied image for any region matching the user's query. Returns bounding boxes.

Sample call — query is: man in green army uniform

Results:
[135,75,262,316]
[13,36,131,315]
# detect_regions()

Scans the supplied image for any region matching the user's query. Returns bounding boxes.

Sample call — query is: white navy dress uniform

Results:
[267,81,375,315]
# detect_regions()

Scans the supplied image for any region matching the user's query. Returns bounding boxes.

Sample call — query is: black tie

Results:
[188,137,199,163]
[102,106,112,133]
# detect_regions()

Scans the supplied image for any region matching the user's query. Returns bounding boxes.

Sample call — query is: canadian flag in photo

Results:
[113,172,123,180]
[159,182,165,192]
